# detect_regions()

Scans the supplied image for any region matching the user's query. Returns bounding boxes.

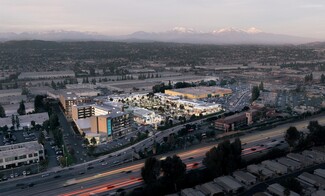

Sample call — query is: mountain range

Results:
[0,27,319,45]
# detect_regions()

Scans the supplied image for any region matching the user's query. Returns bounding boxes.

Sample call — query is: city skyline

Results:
[1,0,325,39]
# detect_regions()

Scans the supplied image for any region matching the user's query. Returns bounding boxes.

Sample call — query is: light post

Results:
[65,156,68,167]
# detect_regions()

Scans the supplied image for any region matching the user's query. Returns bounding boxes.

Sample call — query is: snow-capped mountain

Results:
[124,27,315,44]
[0,27,318,45]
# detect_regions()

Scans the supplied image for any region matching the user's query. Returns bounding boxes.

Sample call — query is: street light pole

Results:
[65,156,68,167]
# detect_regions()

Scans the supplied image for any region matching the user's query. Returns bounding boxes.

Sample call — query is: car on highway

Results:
[42,173,50,178]
[101,162,108,166]
[125,170,132,174]
[87,166,94,170]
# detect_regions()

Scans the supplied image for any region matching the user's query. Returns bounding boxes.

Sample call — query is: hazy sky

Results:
[1,0,324,39]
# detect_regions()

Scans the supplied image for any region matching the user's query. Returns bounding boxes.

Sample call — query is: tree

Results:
[15,115,20,130]
[49,114,60,130]
[141,157,161,184]
[21,87,29,95]
[203,139,242,178]
[160,155,186,191]
[42,120,50,133]
[11,114,16,129]
[38,131,45,145]
[90,137,97,145]
[51,80,57,90]
[321,74,325,84]
[259,81,264,91]
[83,138,90,146]
[34,95,45,113]
[17,100,26,115]
[285,127,300,148]
[251,86,260,102]
[31,120,36,127]
[0,104,5,118]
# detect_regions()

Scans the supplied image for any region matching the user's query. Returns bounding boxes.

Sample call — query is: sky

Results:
[0,0,325,39]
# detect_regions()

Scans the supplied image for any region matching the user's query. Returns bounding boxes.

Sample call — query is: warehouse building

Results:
[0,112,49,128]
[214,176,244,194]
[165,86,232,99]
[267,183,299,196]
[276,157,301,171]
[2,102,34,117]
[0,89,22,98]
[18,70,75,80]
[261,160,288,175]
[286,153,314,167]
[195,181,224,196]
[314,169,325,179]
[0,141,45,169]
[298,172,325,189]
[247,164,274,180]
[233,171,257,186]
[302,150,325,163]
[180,188,205,196]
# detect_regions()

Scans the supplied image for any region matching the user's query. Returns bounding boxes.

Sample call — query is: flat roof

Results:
[166,86,232,96]
[215,176,243,190]
[0,112,49,127]
[233,171,256,182]
[75,118,91,130]
[0,141,43,158]
[19,70,75,78]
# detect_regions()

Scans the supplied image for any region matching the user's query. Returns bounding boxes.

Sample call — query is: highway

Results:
[2,115,325,196]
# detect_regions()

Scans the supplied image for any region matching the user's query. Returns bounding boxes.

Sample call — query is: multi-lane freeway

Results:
[2,114,325,196]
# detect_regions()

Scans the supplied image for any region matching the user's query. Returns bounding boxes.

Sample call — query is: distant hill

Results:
[0,28,319,45]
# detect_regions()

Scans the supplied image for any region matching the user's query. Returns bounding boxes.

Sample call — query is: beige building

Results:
[71,102,133,143]
[0,141,45,169]
[165,86,232,99]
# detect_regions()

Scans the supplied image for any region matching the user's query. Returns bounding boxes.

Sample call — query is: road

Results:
[2,114,325,196]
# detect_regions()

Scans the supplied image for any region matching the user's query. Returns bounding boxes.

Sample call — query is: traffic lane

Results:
[5,115,325,195]
[3,130,287,196]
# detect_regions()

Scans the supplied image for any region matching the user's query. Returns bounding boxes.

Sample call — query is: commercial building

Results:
[261,160,288,175]
[71,102,133,144]
[195,181,224,196]
[247,164,274,180]
[176,99,223,116]
[214,176,244,194]
[215,109,263,132]
[314,169,325,179]
[286,153,314,167]
[0,112,49,128]
[267,183,299,196]
[0,141,45,169]
[180,188,205,196]
[165,86,232,99]
[90,111,132,141]
[0,89,22,98]
[233,171,257,186]
[128,107,162,125]
[301,150,325,164]
[298,172,325,189]
[312,190,325,196]
[215,113,247,132]
[276,157,301,171]
[18,70,75,80]
[2,102,34,116]
[59,91,92,118]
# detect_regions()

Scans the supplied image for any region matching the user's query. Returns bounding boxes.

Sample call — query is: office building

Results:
[0,141,45,169]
